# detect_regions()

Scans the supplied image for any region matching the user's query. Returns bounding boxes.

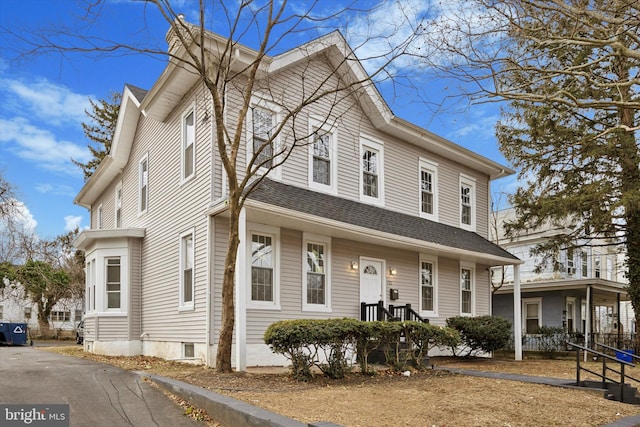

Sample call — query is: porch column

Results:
[585,285,591,362]
[617,292,621,347]
[513,263,522,361]
[235,207,247,371]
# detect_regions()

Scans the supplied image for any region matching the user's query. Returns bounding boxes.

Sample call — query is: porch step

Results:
[604,383,640,405]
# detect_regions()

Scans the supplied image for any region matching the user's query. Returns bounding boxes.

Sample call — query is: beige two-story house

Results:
[73,22,520,369]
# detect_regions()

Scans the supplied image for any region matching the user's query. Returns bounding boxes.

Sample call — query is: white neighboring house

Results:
[72,22,522,368]
[491,208,633,349]
[0,280,83,334]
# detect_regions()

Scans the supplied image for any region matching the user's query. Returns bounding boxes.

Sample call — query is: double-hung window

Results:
[96,204,103,229]
[139,154,149,214]
[182,107,195,182]
[566,248,575,274]
[420,256,437,314]
[252,107,275,169]
[419,159,438,220]
[180,230,194,308]
[360,137,384,206]
[459,175,476,231]
[106,257,121,309]
[303,233,331,312]
[460,263,474,315]
[249,225,280,308]
[115,182,122,228]
[581,250,588,277]
[308,118,338,194]
[523,298,542,334]
[594,254,601,278]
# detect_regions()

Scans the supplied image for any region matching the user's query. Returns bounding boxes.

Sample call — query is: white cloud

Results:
[64,215,83,232]
[0,117,90,175]
[35,183,77,197]
[0,77,92,126]
[4,200,38,232]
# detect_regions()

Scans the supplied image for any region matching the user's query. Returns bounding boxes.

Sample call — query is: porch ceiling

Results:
[495,278,630,303]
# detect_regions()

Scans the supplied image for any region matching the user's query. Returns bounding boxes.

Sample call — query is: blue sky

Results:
[0,0,515,239]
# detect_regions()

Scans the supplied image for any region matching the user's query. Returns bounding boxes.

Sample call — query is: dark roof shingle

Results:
[248,179,519,262]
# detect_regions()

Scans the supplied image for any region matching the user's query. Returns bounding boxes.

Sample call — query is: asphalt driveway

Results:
[0,345,204,426]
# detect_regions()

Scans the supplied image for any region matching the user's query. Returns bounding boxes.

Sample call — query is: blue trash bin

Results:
[615,349,635,363]
[0,322,28,345]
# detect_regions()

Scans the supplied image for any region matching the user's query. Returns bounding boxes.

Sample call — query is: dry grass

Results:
[42,345,640,427]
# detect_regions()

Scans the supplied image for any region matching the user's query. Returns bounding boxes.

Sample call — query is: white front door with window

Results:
[360,259,384,304]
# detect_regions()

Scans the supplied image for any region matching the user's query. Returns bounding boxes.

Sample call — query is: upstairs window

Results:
[595,254,601,278]
[566,248,575,275]
[252,107,274,169]
[459,175,476,231]
[419,159,438,220]
[97,204,103,229]
[308,118,338,194]
[581,250,588,277]
[360,138,384,206]
[182,107,196,181]
[312,133,331,186]
[115,182,122,228]
[139,154,149,214]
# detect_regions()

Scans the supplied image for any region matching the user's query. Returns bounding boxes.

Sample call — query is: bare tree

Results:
[7,0,425,371]
[418,0,640,328]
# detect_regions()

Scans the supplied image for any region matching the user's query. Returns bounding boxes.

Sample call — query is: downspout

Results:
[617,292,621,348]
[205,215,213,367]
[585,285,591,362]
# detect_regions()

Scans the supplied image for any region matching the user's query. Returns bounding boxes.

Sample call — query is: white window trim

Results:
[566,297,576,332]
[114,181,123,228]
[179,228,195,310]
[419,254,438,316]
[302,232,332,313]
[100,249,128,314]
[418,158,438,221]
[308,116,338,195]
[359,135,385,207]
[246,96,282,180]
[247,223,281,310]
[522,297,543,335]
[96,204,103,229]
[181,103,196,184]
[460,261,475,316]
[138,153,149,215]
[459,174,476,231]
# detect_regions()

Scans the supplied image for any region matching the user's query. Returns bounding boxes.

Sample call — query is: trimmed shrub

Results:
[265,318,462,379]
[536,326,568,357]
[446,316,511,356]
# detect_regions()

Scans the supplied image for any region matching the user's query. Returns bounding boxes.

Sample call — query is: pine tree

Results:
[72,91,121,181]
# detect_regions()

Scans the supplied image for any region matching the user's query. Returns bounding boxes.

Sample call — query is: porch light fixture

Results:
[351,261,359,270]
[389,267,397,276]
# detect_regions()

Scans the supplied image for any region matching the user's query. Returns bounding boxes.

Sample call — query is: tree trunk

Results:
[215,194,241,373]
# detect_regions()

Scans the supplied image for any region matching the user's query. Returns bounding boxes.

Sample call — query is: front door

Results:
[360,259,384,304]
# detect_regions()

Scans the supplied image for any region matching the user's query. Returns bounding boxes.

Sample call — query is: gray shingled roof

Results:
[247,179,519,261]
[126,84,148,103]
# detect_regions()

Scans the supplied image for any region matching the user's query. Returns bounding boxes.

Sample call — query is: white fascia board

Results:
[73,87,142,209]
[245,199,521,266]
[72,228,145,251]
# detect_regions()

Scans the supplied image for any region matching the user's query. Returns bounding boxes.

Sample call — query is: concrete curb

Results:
[136,372,342,427]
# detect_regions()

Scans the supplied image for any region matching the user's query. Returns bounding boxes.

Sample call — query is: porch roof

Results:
[239,179,520,265]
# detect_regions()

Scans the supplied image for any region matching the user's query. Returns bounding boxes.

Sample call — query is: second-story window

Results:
[581,250,588,277]
[360,138,384,206]
[182,107,195,181]
[252,107,274,169]
[419,159,438,220]
[566,248,575,274]
[459,175,476,231]
[312,132,331,186]
[115,182,122,228]
[97,204,103,229]
[139,154,148,214]
[595,254,601,278]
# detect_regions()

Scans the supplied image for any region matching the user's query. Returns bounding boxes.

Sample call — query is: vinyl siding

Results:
[119,83,211,342]
[128,238,142,340]
[96,316,128,340]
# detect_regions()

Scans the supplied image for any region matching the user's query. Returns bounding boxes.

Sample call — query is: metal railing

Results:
[360,302,429,323]
[566,341,637,403]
